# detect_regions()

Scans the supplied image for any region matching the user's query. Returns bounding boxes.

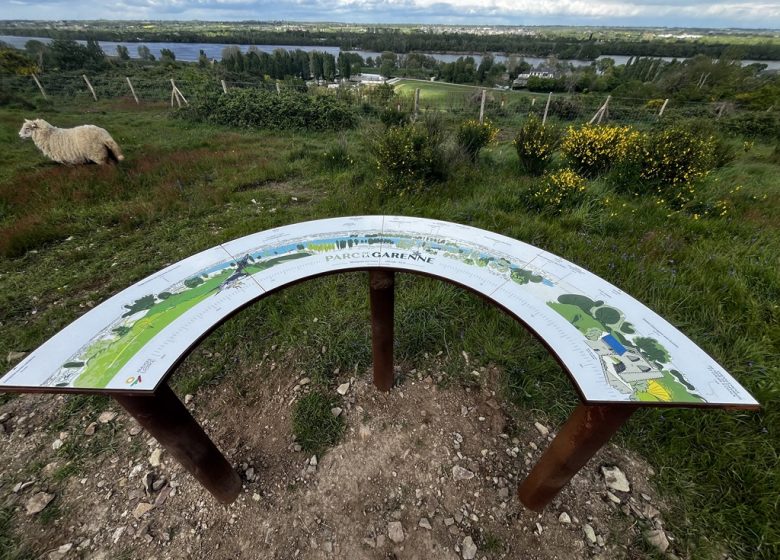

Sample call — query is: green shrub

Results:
[513,115,561,175]
[373,122,446,196]
[718,111,780,140]
[179,88,356,131]
[525,169,588,214]
[379,106,409,128]
[456,119,499,162]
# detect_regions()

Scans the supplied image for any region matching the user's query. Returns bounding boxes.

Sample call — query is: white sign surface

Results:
[0,216,758,408]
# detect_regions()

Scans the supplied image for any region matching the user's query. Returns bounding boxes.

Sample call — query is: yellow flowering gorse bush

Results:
[561,124,640,177]
[513,115,562,175]
[374,123,444,196]
[527,168,588,213]
[456,119,499,162]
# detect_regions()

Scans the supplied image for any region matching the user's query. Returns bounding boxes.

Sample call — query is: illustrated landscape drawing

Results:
[0,217,756,408]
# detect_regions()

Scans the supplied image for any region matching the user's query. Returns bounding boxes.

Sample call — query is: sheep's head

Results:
[18,119,38,139]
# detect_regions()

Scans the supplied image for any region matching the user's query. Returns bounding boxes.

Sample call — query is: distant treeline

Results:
[1,27,779,60]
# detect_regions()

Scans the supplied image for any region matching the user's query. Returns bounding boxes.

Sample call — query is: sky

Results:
[1,1,779,29]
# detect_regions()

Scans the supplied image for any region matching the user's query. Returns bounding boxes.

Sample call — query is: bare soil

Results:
[0,359,672,560]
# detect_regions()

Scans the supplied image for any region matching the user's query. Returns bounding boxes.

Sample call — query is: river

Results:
[2,35,779,71]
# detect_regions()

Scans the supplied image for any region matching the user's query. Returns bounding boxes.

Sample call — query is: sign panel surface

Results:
[0,216,758,408]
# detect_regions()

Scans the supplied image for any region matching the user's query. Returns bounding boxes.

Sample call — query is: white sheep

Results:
[18,119,125,165]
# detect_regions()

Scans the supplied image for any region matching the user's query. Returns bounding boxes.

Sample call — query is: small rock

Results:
[48,543,73,560]
[336,382,350,396]
[583,524,597,544]
[84,422,97,436]
[498,487,509,500]
[154,486,172,507]
[534,422,549,436]
[142,472,155,494]
[128,424,142,436]
[149,449,162,467]
[184,394,194,404]
[452,466,475,481]
[444,517,455,526]
[606,491,622,504]
[0,412,12,423]
[298,377,310,386]
[98,411,117,424]
[461,536,477,559]
[6,351,27,363]
[644,529,670,553]
[132,502,154,520]
[596,535,605,547]
[387,521,404,543]
[309,455,318,466]
[152,478,167,492]
[245,467,255,481]
[558,512,572,524]
[642,504,661,519]
[601,466,631,493]
[330,407,343,417]
[418,517,432,530]
[51,438,64,450]
[322,542,333,553]
[112,526,125,544]
[13,481,34,493]
[26,492,55,515]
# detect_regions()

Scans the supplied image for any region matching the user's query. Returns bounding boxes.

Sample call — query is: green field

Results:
[0,97,778,560]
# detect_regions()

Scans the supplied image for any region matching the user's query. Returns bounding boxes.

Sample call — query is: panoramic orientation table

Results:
[0,216,759,508]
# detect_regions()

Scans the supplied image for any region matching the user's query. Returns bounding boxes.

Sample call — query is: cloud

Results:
[1,0,778,28]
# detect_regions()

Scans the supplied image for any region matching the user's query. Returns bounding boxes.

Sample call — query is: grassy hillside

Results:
[0,99,778,560]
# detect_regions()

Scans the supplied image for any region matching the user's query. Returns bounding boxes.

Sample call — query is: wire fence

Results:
[2,72,772,134]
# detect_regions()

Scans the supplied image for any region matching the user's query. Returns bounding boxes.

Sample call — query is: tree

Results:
[160,48,176,64]
[323,54,336,81]
[137,44,155,62]
[0,47,37,75]
[116,45,130,61]
[634,337,671,364]
[198,49,209,68]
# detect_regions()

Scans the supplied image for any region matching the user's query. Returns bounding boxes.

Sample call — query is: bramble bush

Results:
[179,88,356,131]
[513,115,561,175]
[561,124,640,177]
[456,119,499,162]
[373,123,446,197]
[525,169,588,214]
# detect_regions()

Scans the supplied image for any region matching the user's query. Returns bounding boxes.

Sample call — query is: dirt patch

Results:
[0,362,673,559]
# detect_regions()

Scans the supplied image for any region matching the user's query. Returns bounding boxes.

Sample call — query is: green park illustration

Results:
[51,230,703,405]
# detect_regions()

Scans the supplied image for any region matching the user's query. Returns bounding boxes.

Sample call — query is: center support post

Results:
[113,383,242,505]
[517,403,638,511]
[369,269,395,391]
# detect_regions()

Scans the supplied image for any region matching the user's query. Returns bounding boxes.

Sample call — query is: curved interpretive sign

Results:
[1,215,757,409]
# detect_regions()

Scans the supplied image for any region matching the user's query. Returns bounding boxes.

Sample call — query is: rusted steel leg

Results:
[369,269,395,392]
[517,403,637,511]
[113,383,242,505]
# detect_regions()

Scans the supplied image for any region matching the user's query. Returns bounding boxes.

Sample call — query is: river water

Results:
[2,35,778,71]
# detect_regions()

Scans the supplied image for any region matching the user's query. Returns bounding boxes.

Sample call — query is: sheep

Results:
[18,119,125,165]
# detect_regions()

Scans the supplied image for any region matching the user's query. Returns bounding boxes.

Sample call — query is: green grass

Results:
[292,389,345,456]
[0,99,777,560]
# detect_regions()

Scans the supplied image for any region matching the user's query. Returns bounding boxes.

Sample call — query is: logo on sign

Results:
[125,375,142,386]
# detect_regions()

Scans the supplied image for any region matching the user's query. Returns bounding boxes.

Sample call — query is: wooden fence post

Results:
[125,77,139,104]
[658,98,669,117]
[717,102,725,120]
[221,79,228,94]
[170,79,188,106]
[82,74,97,101]
[479,88,486,123]
[31,74,47,100]
[275,82,281,94]
[414,87,420,117]
[542,92,552,125]
[589,95,611,125]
